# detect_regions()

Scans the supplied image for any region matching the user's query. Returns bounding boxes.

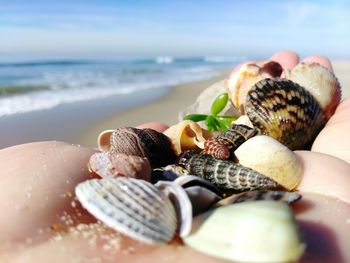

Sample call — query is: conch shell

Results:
[164,120,212,155]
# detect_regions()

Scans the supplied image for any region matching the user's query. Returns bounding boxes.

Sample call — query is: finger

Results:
[0,141,96,243]
[136,122,169,132]
[295,150,350,204]
[293,192,350,262]
[312,98,350,163]
[270,50,300,70]
[302,55,333,72]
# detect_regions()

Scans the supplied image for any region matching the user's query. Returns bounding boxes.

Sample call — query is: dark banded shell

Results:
[214,190,301,207]
[246,78,326,150]
[110,127,176,168]
[178,150,278,192]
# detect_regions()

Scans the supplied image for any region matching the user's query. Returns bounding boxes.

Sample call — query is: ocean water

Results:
[0,57,243,117]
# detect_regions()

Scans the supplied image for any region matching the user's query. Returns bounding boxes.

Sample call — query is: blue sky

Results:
[0,0,349,61]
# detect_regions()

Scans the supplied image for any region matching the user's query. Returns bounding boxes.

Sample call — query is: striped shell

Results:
[88,152,151,181]
[178,150,278,192]
[100,127,176,168]
[214,190,301,207]
[75,177,177,244]
[245,78,326,150]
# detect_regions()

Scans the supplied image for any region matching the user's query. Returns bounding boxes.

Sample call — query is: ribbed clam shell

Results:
[75,178,177,244]
[288,62,341,120]
[89,152,151,181]
[155,181,192,237]
[215,190,301,207]
[109,127,176,168]
[174,175,222,215]
[245,78,326,150]
[178,150,278,192]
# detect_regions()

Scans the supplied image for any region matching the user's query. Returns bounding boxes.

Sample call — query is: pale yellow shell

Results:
[97,129,114,151]
[184,201,305,262]
[164,120,212,155]
[234,135,303,190]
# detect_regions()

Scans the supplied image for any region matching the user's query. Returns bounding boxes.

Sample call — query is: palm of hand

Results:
[1,52,350,263]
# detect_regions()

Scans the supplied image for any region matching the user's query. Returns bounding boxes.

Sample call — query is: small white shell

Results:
[184,201,305,262]
[75,178,177,244]
[88,152,151,181]
[234,135,303,191]
[164,120,211,155]
[155,181,192,237]
[288,62,341,120]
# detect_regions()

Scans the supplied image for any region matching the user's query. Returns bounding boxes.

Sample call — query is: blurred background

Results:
[0,0,349,147]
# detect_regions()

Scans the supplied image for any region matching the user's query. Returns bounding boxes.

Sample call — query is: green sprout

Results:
[183,92,237,131]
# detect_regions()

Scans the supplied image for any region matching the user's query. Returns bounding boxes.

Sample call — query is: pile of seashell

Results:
[75,61,341,262]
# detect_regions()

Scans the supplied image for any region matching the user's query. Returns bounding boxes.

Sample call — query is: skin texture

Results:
[1,51,350,262]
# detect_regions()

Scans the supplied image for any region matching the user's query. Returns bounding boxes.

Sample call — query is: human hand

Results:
[1,52,350,263]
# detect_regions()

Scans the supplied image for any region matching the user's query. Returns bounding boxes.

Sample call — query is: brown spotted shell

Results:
[245,78,326,150]
[100,127,176,168]
[88,152,151,181]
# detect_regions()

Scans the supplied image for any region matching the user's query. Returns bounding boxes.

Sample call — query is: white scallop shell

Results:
[184,201,305,262]
[75,177,177,244]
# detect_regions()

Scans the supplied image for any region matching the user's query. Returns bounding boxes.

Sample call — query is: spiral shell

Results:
[203,124,258,159]
[164,120,212,155]
[75,177,177,244]
[178,150,278,192]
[246,78,326,150]
[88,152,151,181]
[101,127,176,168]
[287,62,341,120]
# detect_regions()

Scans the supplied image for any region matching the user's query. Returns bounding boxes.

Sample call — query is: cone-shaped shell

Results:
[75,178,177,244]
[227,62,283,113]
[245,78,326,150]
[88,152,151,181]
[234,135,303,190]
[288,62,341,120]
[164,120,212,155]
[184,201,305,262]
[104,127,176,168]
